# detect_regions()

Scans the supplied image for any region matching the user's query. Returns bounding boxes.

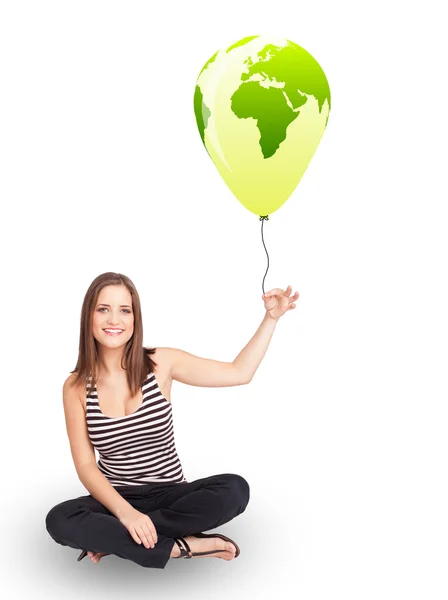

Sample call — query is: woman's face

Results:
[92,284,135,349]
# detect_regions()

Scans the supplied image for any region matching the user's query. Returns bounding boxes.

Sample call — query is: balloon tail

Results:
[259,215,269,295]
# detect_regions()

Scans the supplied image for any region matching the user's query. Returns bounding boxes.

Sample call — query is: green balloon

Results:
[194,35,331,217]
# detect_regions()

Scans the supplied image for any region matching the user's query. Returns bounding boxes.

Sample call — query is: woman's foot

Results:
[85,535,238,563]
[87,551,109,563]
[171,535,237,560]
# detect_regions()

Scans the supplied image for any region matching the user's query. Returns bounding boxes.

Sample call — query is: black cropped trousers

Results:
[45,473,250,569]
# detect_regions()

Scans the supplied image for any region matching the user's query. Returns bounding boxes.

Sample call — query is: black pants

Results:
[45,473,250,569]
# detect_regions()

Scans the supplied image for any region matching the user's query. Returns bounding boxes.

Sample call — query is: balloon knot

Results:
[259,215,269,221]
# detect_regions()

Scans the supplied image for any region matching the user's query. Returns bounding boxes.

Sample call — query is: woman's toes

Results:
[225,541,236,556]
[86,551,107,563]
[214,539,236,560]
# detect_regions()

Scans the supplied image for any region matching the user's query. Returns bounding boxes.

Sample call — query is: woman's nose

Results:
[107,315,121,325]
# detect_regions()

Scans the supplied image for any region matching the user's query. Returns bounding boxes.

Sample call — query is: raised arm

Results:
[159,310,281,388]
[156,286,298,388]
[161,348,250,387]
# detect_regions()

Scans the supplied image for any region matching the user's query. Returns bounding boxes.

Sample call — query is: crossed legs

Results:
[45,473,250,569]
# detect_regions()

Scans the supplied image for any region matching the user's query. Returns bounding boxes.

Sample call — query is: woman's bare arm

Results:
[76,463,134,519]
[62,375,134,519]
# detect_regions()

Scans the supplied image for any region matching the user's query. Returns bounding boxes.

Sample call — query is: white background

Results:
[1,1,447,598]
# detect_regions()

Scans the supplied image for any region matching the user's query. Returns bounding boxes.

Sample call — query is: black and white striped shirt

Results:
[85,372,187,486]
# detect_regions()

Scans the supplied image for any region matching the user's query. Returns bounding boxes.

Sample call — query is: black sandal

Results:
[173,533,240,559]
[191,532,240,558]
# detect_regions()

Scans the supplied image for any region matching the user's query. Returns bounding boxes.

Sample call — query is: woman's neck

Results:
[96,347,127,379]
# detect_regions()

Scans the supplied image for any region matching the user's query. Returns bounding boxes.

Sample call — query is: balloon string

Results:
[259,215,269,295]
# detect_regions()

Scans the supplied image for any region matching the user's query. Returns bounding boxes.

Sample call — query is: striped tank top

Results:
[85,372,187,487]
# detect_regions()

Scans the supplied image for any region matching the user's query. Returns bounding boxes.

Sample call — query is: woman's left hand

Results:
[262,285,299,321]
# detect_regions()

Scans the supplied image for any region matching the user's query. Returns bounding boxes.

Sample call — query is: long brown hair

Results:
[69,272,157,396]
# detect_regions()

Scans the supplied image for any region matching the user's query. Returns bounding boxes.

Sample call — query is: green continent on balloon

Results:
[231,81,300,159]
[194,85,211,146]
[226,35,260,53]
[250,44,331,114]
[199,51,219,76]
[228,42,330,159]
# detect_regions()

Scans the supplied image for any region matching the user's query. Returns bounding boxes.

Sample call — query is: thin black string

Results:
[259,215,269,295]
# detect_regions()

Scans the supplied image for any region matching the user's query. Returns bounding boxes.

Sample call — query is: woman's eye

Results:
[98,308,131,313]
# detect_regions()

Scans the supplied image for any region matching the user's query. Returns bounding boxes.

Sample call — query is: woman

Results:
[45,272,298,569]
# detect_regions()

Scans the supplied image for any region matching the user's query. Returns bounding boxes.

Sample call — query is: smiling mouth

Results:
[103,329,124,336]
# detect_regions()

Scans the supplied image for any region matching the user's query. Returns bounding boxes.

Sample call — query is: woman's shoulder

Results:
[64,372,83,389]
[149,347,173,375]
[63,373,87,413]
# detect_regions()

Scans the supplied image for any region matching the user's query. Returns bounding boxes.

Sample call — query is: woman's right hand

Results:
[118,507,158,549]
